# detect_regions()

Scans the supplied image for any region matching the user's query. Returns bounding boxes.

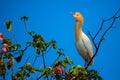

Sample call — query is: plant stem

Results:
[41,52,49,80]
[51,55,62,67]
[24,20,29,33]
[42,52,46,68]
[32,54,38,66]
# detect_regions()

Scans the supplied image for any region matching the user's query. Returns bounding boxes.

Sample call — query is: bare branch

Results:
[93,8,120,40]
[87,29,97,49]
[32,54,39,66]
[104,8,120,21]
[23,44,31,51]
[93,20,104,40]
[85,8,120,69]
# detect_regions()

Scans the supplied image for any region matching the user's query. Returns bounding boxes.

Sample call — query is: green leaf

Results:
[97,76,103,80]
[27,31,35,36]
[3,38,12,45]
[20,16,29,21]
[61,61,67,68]
[65,56,73,64]
[5,53,13,59]
[52,43,57,49]
[76,65,82,69]
[5,20,12,31]
[26,41,32,45]
[12,44,21,50]
[30,69,36,73]
[57,48,64,56]
[51,40,56,43]
[15,54,23,63]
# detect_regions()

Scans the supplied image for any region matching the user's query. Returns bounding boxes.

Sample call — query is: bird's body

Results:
[72,12,94,65]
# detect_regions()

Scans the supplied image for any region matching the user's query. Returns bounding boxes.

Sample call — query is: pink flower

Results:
[2,47,8,52]
[0,33,3,40]
[0,38,3,40]
[1,43,9,52]
[54,65,63,74]
[3,43,8,48]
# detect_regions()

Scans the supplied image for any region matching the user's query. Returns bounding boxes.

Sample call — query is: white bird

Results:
[72,12,94,66]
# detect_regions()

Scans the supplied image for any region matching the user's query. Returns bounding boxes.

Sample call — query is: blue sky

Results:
[0,0,120,80]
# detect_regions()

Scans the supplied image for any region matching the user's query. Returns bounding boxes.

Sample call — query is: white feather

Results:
[76,32,94,65]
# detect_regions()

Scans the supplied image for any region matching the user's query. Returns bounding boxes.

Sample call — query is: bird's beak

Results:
[70,12,75,16]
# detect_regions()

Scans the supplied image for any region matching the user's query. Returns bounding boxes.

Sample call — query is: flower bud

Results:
[26,62,31,67]
[3,43,8,48]
[54,65,63,74]
[0,33,3,40]
[2,47,8,52]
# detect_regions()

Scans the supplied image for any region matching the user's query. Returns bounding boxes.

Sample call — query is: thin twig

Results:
[42,52,46,68]
[37,74,45,80]
[8,44,31,54]
[104,8,120,21]
[93,20,104,40]
[23,44,31,51]
[51,55,62,67]
[24,20,29,33]
[25,56,30,64]
[85,8,120,69]
[93,8,120,40]
[87,29,97,49]
[45,46,52,54]
[32,54,39,66]
[41,51,49,80]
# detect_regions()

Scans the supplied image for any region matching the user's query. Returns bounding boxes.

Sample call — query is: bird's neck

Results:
[75,21,83,41]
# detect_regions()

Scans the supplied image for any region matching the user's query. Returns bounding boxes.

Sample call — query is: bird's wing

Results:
[76,32,94,65]
[82,32,94,58]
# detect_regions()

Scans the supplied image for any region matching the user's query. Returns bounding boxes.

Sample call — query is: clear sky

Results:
[0,0,120,80]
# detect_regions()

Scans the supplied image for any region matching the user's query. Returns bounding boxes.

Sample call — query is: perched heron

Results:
[71,12,94,66]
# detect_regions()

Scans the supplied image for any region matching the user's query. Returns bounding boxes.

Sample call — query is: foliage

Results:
[5,20,12,31]
[1,8,120,79]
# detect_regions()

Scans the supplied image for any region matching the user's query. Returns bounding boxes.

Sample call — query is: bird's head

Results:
[71,12,84,24]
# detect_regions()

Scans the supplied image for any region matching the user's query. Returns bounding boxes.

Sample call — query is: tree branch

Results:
[41,51,49,80]
[32,54,39,66]
[93,8,120,40]
[86,29,97,49]
[85,8,120,69]
[93,20,104,40]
